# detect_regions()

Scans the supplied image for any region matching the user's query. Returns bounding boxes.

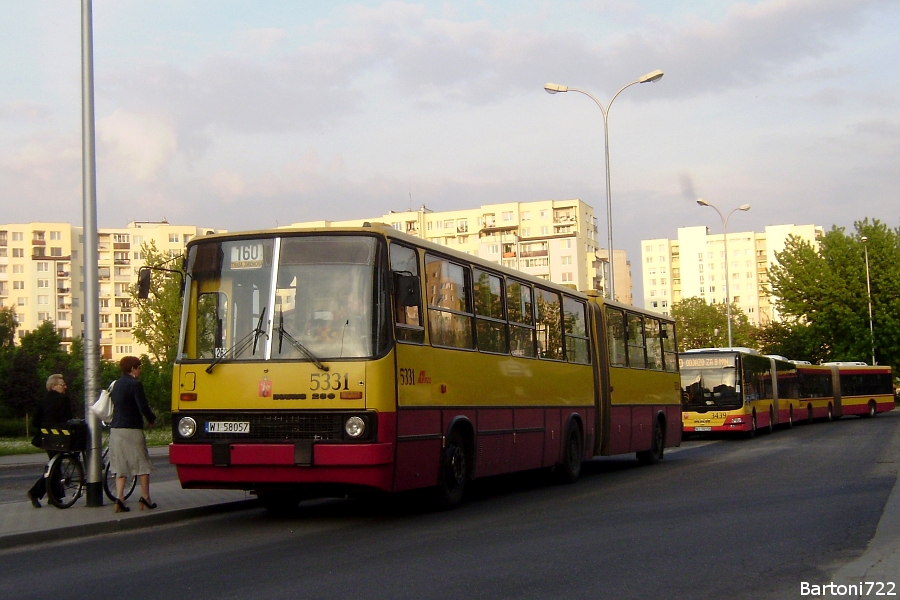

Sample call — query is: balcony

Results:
[58,303,72,310]
[113,243,130,250]
[114,259,130,265]
[519,250,548,258]
[57,287,70,294]
[31,239,45,246]
[100,322,112,329]
[56,271,70,278]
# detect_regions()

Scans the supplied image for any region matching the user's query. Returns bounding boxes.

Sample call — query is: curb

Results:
[0,498,259,551]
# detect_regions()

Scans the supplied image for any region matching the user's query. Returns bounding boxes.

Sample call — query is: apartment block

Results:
[641,224,823,324]
[0,221,223,361]
[290,199,633,302]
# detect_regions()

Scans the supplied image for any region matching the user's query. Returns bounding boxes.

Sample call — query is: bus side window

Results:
[645,318,663,370]
[507,279,535,358]
[390,243,424,344]
[563,296,590,364]
[424,254,474,349]
[535,287,563,360]
[626,312,647,369]
[662,322,677,371]
[474,269,508,354]
[606,307,626,367]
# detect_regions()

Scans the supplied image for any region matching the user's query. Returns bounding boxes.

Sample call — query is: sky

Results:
[1,0,898,306]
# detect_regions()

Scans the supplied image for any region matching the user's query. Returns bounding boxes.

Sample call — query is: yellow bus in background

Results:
[167,225,681,511]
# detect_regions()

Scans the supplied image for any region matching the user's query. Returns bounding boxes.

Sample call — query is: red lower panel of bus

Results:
[171,443,396,491]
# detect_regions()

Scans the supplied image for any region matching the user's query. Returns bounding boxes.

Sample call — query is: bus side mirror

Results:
[137,268,151,299]
[393,272,421,308]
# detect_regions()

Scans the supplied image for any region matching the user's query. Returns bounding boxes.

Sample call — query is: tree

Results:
[0,306,16,347]
[752,320,828,363]
[671,296,756,352]
[768,219,900,367]
[130,240,185,364]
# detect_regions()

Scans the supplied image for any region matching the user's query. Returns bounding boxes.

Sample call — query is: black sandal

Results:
[114,498,130,513]
[139,497,157,510]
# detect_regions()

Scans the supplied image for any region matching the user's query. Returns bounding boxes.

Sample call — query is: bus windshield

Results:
[179,235,385,362]
[681,367,742,410]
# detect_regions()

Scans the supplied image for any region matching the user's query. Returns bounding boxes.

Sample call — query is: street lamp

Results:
[861,236,875,365]
[544,69,664,301]
[696,198,750,349]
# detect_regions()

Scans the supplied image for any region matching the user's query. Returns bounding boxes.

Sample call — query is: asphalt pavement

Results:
[1,433,899,596]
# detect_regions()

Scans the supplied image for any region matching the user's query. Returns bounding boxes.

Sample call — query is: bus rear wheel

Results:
[437,430,468,510]
[767,408,775,434]
[637,418,665,466]
[807,406,814,425]
[866,401,877,418]
[788,407,794,428]
[555,422,583,484]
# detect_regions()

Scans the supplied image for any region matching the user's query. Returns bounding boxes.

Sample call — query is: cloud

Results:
[237,28,287,54]
[0,101,52,121]
[97,110,178,181]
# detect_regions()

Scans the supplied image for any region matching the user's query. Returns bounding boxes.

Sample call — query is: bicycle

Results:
[39,421,137,508]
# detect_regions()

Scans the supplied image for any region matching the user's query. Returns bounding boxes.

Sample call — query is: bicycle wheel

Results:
[102,447,137,501]
[47,453,84,509]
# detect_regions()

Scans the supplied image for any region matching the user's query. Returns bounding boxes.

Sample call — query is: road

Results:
[1,411,898,600]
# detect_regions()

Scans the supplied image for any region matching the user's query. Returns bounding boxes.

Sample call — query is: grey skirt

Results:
[109,428,153,477]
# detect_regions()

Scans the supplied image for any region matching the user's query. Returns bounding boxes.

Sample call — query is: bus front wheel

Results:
[437,430,468,510]
[866,401,877,418]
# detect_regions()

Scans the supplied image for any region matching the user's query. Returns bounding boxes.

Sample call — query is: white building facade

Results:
[641,224,823,324]
[0,221,223,360]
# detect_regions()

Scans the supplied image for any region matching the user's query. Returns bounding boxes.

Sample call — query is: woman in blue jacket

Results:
[108,356,157,512]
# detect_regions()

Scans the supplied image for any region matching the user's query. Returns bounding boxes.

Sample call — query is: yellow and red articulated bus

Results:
[681,350,893,437]
[167,225,681,510]
[823,362,895,417]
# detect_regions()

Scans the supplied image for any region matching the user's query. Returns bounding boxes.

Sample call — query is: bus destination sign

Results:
[230,243,264,270]
[679,356,734,368]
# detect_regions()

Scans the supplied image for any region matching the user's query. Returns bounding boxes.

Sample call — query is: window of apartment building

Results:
[645,245,652,252]
[488,245,499,254]
[115,313,133,328]
[662,301,668,308]
[115,283,129,296]
[650,301,658,307]
[17,297,27,306]
[660,267,666,274]
[560,239,573,249]
[13,248,24,257]
[36,262,49,272]
[650,290,656,297]
[58,311,69,321]
[33,247,46,257]
[700,287,705,294]
[12,232,23,241]
[522,212,530,220]
[698,265,704,272]
[13,281,24,290]
[520,228,530,237]
[0,248,6,257]
[661,278,667,285]
[733,296,741,302]
[100,314,110,324]
[168,233,180,243]
[113,233,130,243]
[733,284,741,291]
[659,244,665,252]
[536,226,545,235]
[658,256,666,263]
[115,267,130,276]
[709,286,716,293]
[37,295,49,305]
[427,221,433,231]
[561,256,572,265]
[443,220,454,229]
[116,345,133,354]
[539,210,548,219]
[50,231,61,240]
[746,272,753,278]
[50,247,61,256]
[648,268,656,275]
[37,279,49,288]
[650,278,656,285]
[561,272,573,282]
[645,257,653,263]
[459,236,468,244]
[434,220,442,230]
[13,265,24,274]
[38,312,50,321]
[391,222,401,231]
[72,298,79,308]
[502,211,514,221]
[99,298,109,308]
[732,272,739,279]
[133,251,146,260]
[34,231,46,241]
[707,252,713,259]
[0,265,5,273]
[71,250,78,260]
[697,253,703,260]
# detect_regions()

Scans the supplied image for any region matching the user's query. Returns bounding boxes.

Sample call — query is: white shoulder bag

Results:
[90,381,116,425]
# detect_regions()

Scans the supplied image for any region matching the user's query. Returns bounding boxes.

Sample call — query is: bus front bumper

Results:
[169,442,395,491]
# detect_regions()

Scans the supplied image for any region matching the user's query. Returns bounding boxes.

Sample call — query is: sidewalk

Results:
[0,446,256,551]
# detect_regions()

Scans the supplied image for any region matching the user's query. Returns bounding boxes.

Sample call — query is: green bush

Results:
[0,418,27,438]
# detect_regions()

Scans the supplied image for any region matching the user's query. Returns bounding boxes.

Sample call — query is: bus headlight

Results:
[344,416,366,438]
[177,417,197,438]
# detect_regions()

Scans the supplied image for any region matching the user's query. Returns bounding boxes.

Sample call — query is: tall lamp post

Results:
[861,236,875,365]
[544,70,664,301]
[696,199,750,349]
